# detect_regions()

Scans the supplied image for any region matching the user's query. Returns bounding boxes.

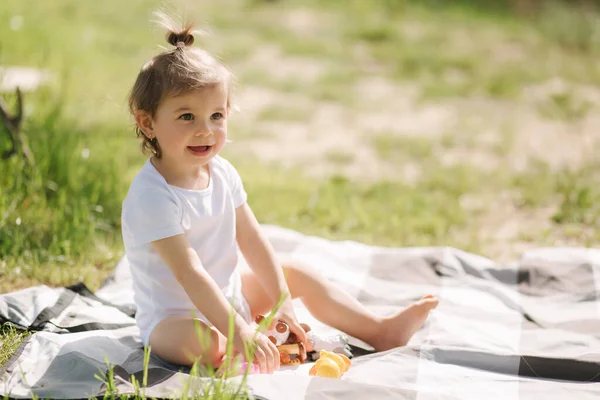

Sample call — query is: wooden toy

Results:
[253,314,352,374]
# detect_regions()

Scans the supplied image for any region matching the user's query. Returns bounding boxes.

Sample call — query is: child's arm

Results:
[151,234,271,358]
[235,203,308,345]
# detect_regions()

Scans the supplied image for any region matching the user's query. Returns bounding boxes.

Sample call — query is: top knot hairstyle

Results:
[167,28,195,48]
[128,11,233,158]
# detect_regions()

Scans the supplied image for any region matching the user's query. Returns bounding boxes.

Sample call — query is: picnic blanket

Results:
[1,225,599,399]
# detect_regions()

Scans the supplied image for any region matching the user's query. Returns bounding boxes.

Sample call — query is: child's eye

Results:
[211,112,223,120]
[178,113,194,121]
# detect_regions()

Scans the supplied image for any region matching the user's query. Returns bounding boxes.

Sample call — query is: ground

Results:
[219,3,600,263]
[1,0,599,289]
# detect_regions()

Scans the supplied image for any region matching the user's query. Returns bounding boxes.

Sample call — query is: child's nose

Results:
[194,121,211,136]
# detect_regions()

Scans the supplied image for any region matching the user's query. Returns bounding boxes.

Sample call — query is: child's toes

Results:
[419,295,439,308]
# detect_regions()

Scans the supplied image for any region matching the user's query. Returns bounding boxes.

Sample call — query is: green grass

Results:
[534,1,600,53]
[509,160,600,246]
[242,165,471,247]
[552,167,600,227]
[0,324,31,367]
[256,105,308,122]
[371,134,434,161]
[325,151,354,165]
[537,90,593,121]
[0,89,127,292]
[2,0,600,397]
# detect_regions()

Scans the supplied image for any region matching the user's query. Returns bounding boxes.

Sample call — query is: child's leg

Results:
[241,260,438,352]
[149,316,227,368]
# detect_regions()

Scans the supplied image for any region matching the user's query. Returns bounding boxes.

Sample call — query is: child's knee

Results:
[151,317,227,368]
[185,330,226,368]
[282,259,318,278]
[281,260,318,295]
[206,347,225,368]
[281,261,304,282]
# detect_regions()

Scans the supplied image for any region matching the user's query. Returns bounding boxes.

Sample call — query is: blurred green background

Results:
[1,0,600,295]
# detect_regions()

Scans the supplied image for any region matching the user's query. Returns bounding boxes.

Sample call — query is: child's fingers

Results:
[268,337,280,370]
[289,321,308,347]
[256,334,278,373]
[253,347,267,374]
[263,338,278,373]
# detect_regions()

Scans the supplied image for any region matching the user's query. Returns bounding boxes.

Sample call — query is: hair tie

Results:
[176,41,185,49]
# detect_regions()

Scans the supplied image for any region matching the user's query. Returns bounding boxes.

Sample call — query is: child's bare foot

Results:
[371,295,439,351]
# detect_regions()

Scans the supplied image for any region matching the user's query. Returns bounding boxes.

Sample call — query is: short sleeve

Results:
[122,186,184,247]
[221,158,247,208]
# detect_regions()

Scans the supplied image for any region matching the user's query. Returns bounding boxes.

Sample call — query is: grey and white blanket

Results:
[1,225,599,399]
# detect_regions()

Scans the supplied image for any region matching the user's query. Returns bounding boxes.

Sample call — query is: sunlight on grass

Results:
[256,105,308,122]
[0,0,598,293]
[537,91,593,122]
[325,151,355,166]
[237,160,480,249]
[371,134,433,161]
[0,324,30,367]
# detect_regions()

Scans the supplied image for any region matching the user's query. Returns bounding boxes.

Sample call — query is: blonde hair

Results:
[128,12,233,158]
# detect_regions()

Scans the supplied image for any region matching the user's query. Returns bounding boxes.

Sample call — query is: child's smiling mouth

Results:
[187,145,213,156]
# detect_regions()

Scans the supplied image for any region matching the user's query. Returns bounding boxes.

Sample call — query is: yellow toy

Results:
[308,350,351,378]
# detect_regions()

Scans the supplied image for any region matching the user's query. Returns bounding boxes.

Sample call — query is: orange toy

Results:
[309,350,351,378]
[277,342,308,365]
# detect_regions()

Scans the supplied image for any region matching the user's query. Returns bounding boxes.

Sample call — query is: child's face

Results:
[150,84,228,168]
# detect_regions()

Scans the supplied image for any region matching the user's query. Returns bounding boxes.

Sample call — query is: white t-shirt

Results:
[121,156,250,345]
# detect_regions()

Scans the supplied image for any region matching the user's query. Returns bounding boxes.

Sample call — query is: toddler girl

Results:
[121,13,438,375]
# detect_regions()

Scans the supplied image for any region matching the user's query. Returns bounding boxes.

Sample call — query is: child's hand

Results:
[273,300,309,349]
[253,332,281,373]
[235,327,280,374]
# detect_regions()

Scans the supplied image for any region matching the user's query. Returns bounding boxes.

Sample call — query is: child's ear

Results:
[134,110,154,138]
